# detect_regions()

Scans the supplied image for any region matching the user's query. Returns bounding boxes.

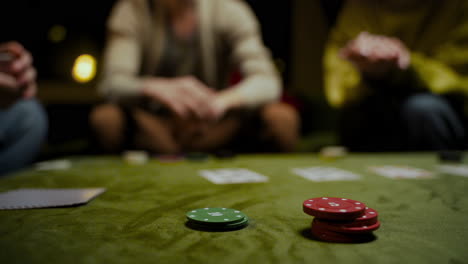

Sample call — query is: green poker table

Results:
[1,153,467,263]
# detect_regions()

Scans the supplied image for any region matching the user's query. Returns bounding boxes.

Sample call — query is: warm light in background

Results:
[48,24,67,43]
[72,54,97,83]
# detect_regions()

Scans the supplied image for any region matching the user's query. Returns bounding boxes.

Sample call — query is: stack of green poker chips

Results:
[186,208,249,231]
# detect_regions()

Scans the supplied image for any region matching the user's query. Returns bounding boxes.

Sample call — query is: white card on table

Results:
[199,168,268,184]
[292,167,361,182]
[438,164,468,177]
[369,165,434,179]
[0,188,106,210]
[35,159,71,171]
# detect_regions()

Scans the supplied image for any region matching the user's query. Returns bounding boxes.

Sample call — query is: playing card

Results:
[0,188,106,210]
[35,159,71,171]
[292,167,361,182]
[437,164,468,177]
[199,168,268,184]
[369,165,434,179]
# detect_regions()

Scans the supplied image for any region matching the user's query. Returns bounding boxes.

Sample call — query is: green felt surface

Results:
[1,153,468,264]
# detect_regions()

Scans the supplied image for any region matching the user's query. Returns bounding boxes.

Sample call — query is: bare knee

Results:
[89,104,126,152]
[261,102,300,152]
[262,102,300,129]
[89,104,125,130]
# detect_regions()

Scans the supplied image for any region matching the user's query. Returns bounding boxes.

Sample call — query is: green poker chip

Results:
[185,152,210,161]
[187,216,249,231]
[186,208,247,225]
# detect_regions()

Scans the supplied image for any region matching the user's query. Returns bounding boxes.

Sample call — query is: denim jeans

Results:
[0,99,48,176]
[340,93,465,151]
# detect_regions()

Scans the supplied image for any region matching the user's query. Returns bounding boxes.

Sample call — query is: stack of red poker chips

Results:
[303,197,380,243]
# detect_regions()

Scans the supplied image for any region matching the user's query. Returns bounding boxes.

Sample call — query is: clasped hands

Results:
[0,42,37,108]
[141,76,238,147]
[142,76,232,121]
[340,31,410,79]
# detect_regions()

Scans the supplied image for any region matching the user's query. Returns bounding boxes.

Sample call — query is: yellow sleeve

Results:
[403,1,468,96]
[411,53,468,95]
[323,0,468,108]
[322,2,375,109]
[323,36,370,109]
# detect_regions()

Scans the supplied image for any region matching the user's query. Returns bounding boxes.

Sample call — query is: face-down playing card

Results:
[369,165,434,179]
[199,168,268,184]
[292,167,361,182]
[0,188,106,210]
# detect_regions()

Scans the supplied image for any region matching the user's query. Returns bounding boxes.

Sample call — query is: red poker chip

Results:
[348,207,379,226]
[317,207,379,227]
[303,197,366,220]
[313,218,381,234]
[310,224,374,243]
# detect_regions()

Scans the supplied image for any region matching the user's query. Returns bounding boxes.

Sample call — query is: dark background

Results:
[1,0,294,83]
[1,0,343,156]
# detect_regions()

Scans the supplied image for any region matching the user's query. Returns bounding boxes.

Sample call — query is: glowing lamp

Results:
[72,54,97,83]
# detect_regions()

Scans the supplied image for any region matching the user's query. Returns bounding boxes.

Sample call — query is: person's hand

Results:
[205,93,229,121]
[202,88,244,121]
[141,76,215,119]
[0,42,37,107]
[340,32,410,79]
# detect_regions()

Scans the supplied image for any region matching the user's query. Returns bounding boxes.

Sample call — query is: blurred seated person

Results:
[90,0,299,154]
[324,0,467,151]
[0,42,48,176]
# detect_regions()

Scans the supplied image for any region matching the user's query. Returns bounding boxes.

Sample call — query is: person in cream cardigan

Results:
[90,0,299,154]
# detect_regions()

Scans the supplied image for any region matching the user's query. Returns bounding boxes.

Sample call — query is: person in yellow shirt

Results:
[90,0,299,154]
[324,0,467,151]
